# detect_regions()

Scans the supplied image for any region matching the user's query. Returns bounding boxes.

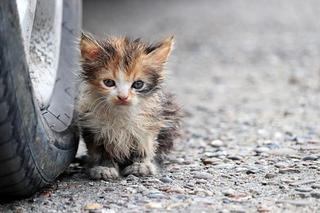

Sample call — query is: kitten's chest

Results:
[88,111,145,144]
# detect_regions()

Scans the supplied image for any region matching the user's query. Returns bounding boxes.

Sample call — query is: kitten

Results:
[76,33,181,180]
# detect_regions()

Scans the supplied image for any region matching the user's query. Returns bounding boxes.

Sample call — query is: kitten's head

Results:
[80,33,173,107]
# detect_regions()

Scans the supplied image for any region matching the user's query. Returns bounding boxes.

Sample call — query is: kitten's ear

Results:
[146,36,174,64]
[80,33,102,61]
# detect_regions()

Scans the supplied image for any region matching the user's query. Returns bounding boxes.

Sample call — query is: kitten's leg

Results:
[122,159,156,177]
[122,137,157,177]
[88,164,119,180]
[83,129,120,180]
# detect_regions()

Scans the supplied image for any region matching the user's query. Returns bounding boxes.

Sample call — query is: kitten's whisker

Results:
[88,97,106,113]
[92,99,108,114]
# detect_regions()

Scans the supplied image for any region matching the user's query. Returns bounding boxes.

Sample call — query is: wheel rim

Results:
[17,0,63,108]
[16,0,81,133]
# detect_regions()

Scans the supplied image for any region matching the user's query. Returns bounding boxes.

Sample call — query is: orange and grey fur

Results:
[76,33,181,180]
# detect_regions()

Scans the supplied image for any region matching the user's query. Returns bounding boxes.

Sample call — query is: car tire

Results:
[0,0,81,198]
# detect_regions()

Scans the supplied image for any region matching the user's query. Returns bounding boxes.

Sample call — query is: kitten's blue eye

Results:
[132,80,144,89]
[103,79,115,87]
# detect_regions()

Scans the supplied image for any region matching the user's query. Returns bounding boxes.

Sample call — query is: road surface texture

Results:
[2,0,320,212]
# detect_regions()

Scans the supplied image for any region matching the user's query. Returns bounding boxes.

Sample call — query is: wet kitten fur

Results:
[77,33,181,179]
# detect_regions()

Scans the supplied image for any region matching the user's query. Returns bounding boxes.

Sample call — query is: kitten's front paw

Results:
[122,161,157,177]
[88,166,119,180]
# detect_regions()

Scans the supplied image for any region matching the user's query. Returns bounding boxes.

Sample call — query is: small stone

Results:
[311,192,320,198]
[246,169,258,175]
[265,143,280,150]
[88,182,94,186]
[147,191,166,199]
[194,188,213,196]
[160,176,173,183]
[274,132,283,140]
[166,202,188,210]
[210,139,224,147]
[223,189,237,197]
[145,202,162,209]
[268,148,297,156]
[227,155,243,161]
[223,189,249,201]
[274,162,289,169]
[104,187,115,192]
[214,163,235,169]
[161,186,185,194]
[257,204,271,213]
[277,200,311,207]
[258,129,268,137]
[171,157,185,164]
[311,184,320,189]
[302,155,318,161]
[289,180,316,187]
[265,173,276,179]
[295,187,313,193]
[255,147,270,154]
[100,210,115,213]
[84,203,103,211]
[193,172,213,180]
[235,167,248,172]
[308,140,320,144]
[295,192,310,198]
[201,157,222,165]
[195,179,207,184]
[126,174,139,181]
[279,168,300,174]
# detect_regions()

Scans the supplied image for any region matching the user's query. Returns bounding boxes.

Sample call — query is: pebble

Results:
[289,180,316,187]
[147,191,166,199]
[204,150,227,158]
[126,174,139,181]
[295,187,313,193]
[161,186,185,194]
[258,129,269,137]
[201,157,222,165]
[227,155,243,161]
[277,200,311,207]
[195,179,208,184]
[311,184,320,189]
[193,172,213,180]
[297,192,311,198]
[223,189,249,202]
[302,155,318,161]
[290,136,306,144]
[145,202,162,209]
[194,188,214,196]
[311,192,320,199]
[274,162,289,169]
[265,173,277,179]
[279,168,300,174]
[255,147,270,154]
[246,168,259,174]
[257,204,271,212]
[210,140,224,147]
[160,176,173,183]
[84,203,103,211]
[265,143,280,150]
[214,163,235,169]
[268,148,297,156]
[236,167,248,172]
[171,157,185,164]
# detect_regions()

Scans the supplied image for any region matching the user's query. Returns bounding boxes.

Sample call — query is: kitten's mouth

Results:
[115,100,131,106]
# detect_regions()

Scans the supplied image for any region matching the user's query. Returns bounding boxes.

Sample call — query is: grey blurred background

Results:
[82,0,320,112]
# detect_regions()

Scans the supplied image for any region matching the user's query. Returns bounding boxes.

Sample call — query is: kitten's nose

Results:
[117,95,129,101]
